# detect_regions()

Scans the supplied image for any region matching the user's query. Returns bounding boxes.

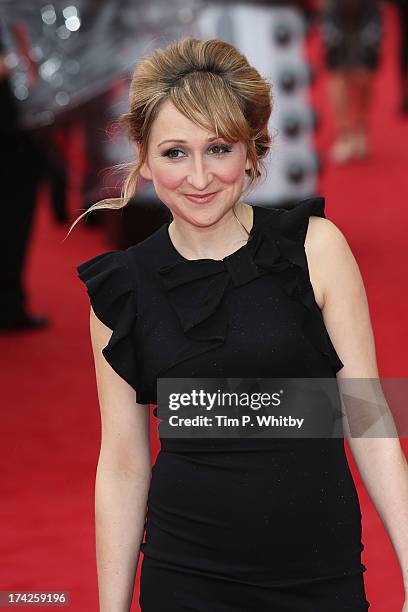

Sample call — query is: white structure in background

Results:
[197,2,318,204]
[0,0,202,128]
[0,0,318,206]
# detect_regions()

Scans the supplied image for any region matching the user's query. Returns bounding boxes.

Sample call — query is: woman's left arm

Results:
[306,216,408,591]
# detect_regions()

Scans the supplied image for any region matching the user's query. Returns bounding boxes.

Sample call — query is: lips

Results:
[184,192,218,203]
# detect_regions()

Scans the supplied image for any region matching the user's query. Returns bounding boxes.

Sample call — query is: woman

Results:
[73,38,408,611]
[320,0,383,163]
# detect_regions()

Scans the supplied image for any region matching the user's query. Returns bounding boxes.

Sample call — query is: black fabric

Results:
[77,196,344,405]
[394,0,408,77]
[77,249,152,404]
[0,77,68,322]
[76,196,370,610]
[321,0,382,72]
[0,79,43,323]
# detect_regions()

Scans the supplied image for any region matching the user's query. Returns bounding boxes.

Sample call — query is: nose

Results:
[186,156,213,191]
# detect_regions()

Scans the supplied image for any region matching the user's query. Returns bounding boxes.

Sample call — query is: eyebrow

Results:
[157,136,220,147]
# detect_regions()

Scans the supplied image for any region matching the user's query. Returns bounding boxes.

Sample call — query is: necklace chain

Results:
[233,201,252,240]
[169,201,253,257]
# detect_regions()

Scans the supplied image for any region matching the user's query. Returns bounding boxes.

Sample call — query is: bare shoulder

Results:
[305,215,348,259]
[304,215,352,310]
[89,305,151,472]
[303,215,379,379]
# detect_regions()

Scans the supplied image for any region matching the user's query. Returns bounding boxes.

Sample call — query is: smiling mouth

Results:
[185,192,218,198]
[184,192,219,203]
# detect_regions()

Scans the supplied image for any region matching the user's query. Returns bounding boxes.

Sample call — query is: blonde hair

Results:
[67,36,274,236]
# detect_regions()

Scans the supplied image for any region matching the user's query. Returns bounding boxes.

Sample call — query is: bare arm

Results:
[89,306,151,612]
[306,216,408,588]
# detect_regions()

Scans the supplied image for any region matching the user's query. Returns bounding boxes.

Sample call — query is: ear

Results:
[135,143,152,181]
[245,156,252,172]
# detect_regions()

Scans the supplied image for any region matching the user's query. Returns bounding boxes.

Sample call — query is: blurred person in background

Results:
[78,89,114,227]
[390,0,408,115]
[320,0,383,164]
[0,48,49,331]
[0,41,67,331]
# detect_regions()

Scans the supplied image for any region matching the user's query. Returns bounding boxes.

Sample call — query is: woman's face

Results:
[138,99,251,225]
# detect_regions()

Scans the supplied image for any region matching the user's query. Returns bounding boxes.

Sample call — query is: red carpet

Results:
[308,3,408,610]
[1,4,407,610]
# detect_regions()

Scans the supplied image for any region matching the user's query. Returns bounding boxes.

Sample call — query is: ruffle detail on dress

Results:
[76,250,152,404]
[270,197,344,373]
[157,196,344,376]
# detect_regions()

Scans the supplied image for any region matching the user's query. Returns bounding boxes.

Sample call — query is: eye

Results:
[209,144,233,155]
[162,148,185,159]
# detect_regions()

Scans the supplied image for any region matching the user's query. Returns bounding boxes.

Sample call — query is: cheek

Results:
[152,165,185,190]
[214,154,246,183]
[216,157,247,184]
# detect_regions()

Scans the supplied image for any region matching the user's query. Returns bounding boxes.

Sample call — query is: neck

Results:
[168,202,253,261]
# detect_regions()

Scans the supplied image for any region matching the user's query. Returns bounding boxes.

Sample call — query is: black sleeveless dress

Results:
[77,196,370,611]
